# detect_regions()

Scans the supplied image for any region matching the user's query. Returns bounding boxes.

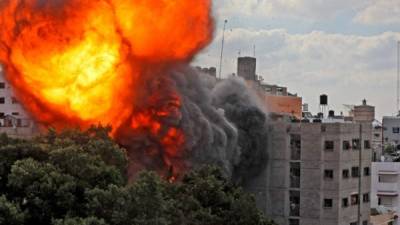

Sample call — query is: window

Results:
[0,112,4,118]
[378,197,381,205]
[343,141,351,150]
[290,162,301,188]
[289,219,299,225]
[342,198,349,207]
[290,134,301,160]
[342,169,349,179]
[363,193,370,203]
[11,97,18,104]
[393,127,400,134]
[352,167,360,177]
[11,112,19,116]
[364,140,371,149]
[351,194,359,205]
[289,191,300,217]
[0,83,4,89]
[0,97,4,104]
[325,141,334,151]
[324,199,333,208]
[374,133,380,138]
[362,221,368,225]
[350,223,357,225]
[324,170,334,179]
[364,167,370,176]
[352,139,361,150]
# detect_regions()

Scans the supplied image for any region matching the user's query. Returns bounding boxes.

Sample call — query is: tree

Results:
[0,127,275,225]
[0,195,25,225]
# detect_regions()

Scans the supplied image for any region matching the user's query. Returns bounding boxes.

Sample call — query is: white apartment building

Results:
[371,162,400,225]
[247,121,372,225]
[0,66,36,138]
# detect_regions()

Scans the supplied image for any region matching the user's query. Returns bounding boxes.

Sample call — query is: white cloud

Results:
[354,0,400,25]
[195,28,400,118]
[214,0,367,22]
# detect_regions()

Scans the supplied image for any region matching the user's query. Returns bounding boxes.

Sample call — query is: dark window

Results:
[290,134,301,160]
[352,167,360,177]
[324,199,333,208]
[325,141,334,151]
[364,167,370,176]
[393,127,400,134]
[11,112,19,116]
[378,197,381,205]
[11,97,18,104]
[342,198,349,207]
[289,219,299,225]
[350,223,357,225]
[363,193,370,203]
[342,169,349,179]
[374,133,380,138]
[352,139,361,150]
[343,141,351,150]
[0,97,5,104]
[0,112,4,118]
[351,194,359,205]
[364,140,371,149]
[289,191,300,217]
[290,162,300,188]
[324,170,334,179]
[0,83,5,89]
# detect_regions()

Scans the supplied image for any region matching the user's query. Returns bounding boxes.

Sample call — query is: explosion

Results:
[0,0,212,178]
[0,0,268,183]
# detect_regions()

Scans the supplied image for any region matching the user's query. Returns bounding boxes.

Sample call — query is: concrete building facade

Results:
[383,116,400,146]
[371,162,400,223]
[248,121,372,225]
[0,67,36,138]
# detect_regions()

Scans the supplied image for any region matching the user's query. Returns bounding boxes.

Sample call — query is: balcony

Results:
[377,182,399,196]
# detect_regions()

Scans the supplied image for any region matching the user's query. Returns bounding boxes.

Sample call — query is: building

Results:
[0,67,36,138]
[236,57,303,118]
[371,162,400,225]
[247,120,373,225]
[372,122,384,162]
[383,116,400,146]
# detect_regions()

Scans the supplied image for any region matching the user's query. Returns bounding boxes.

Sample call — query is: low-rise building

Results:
[0,66,36,138]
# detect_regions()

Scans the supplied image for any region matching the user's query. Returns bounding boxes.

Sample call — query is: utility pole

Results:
[357,123,362,225]
[218,19,228,80]
[397,41,400,115]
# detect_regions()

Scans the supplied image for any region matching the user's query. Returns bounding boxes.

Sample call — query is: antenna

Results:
[397,41,400,115]
[218,20,228,80]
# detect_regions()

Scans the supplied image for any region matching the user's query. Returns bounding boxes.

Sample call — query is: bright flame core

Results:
[0,0,213,177]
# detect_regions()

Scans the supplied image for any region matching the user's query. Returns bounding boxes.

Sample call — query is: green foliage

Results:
[53,217,108,225]
[0,195,25,225]
[0,126,274,225]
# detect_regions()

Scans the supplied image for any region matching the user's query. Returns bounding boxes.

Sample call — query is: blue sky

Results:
[195,0,400,119]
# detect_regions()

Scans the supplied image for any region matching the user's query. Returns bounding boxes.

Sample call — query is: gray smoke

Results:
[171,66,268,184]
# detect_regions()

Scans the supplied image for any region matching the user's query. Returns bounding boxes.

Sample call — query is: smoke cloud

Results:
[172,66,268,183]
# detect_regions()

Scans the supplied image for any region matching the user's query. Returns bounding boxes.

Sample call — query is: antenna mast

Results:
[218,20,228,79]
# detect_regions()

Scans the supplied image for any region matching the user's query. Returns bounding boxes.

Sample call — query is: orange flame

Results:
[0,0,213,177]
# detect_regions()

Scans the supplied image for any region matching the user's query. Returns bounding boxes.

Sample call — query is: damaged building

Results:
[234,57,374,225]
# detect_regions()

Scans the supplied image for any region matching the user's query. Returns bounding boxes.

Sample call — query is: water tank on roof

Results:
[320,94,328,105]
